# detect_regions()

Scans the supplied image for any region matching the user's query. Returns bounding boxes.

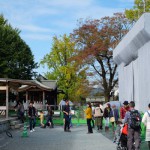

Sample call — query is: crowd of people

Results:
[84,100,150,150]
[14,100,54,132]
[14,99,150,150]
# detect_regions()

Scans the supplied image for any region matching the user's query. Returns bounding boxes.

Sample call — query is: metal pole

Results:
[143,0,146,12]
[6,82,9,119]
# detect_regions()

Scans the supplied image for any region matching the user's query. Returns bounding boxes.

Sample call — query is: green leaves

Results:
[0,15,37,79]
[41,34,89,102]
[125,0,150,21]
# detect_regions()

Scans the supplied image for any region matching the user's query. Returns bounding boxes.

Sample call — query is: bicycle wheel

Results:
[6,130,13,138]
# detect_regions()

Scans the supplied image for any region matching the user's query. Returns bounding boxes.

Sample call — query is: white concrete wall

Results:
[113,13,150,112]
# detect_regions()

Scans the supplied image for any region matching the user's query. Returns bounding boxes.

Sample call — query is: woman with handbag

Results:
[103,103,111,132]
[94,103,101,131]
[110,104,119,132]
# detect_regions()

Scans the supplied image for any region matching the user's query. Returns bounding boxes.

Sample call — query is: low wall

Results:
[0,118,16,133]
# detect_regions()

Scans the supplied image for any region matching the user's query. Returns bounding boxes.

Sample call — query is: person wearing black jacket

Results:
[14,100,25,123]
[28,101,37,132]
[63,100,71,132]
[44,105,54,128]
[103,103,111,132]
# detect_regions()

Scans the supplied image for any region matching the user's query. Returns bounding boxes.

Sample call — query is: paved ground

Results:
[1,125,148,150]
[0,125,117,150]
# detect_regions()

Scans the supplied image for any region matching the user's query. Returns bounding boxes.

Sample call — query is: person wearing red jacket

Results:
[120,101,130,122]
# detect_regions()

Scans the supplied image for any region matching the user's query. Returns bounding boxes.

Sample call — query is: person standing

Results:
[94,103,101,131]
[63,100,71,132]
[99,103,104,130]
[124,101,141,150]
[84,102,93,134]
[103,103,111,132]
[14,100,25,123]
[39,110,44,127]
[120,101,130,122]
[142,103,150,150]
[110,104,119,132]
[69,107,73,128]
[44,105,54,128]
[91,104,95,128]
[28,101,37,132]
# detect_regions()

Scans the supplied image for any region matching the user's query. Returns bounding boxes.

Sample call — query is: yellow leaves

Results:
[41,34,89,102]
[66,74,70,80]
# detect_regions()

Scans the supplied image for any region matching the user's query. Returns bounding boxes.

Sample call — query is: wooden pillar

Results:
[26,91,28,101]
[43,91,45,105]
[6,82,9,119]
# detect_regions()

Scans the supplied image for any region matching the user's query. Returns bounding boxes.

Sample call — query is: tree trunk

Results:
[104,95,109,102]
[104,92,110,102]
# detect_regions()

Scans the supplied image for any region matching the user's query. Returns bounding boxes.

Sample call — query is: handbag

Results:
[110,117,115,122]
[122,124,128,135]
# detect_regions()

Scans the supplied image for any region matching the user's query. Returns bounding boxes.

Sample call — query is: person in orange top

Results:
[84,102,93,134]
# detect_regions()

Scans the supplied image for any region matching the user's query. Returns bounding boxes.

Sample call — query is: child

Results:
[113,120,123,144]
[39,110,44,127]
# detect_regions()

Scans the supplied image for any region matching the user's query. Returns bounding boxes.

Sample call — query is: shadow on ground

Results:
[99,127,149,150]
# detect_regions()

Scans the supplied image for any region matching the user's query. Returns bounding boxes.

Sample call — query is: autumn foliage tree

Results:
[41,34,90,102]
[72,13,132,102]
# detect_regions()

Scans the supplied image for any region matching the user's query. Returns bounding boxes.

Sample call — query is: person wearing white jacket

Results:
[94,103,103,130]
[142,103,150,150]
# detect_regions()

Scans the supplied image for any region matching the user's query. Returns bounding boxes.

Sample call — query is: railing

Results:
[0,106,6,116]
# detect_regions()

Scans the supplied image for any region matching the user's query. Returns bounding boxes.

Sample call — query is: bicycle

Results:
[5,129,13,138]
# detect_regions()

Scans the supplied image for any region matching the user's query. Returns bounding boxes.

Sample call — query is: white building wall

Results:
[138,41,150,111]
[113,13,150,112]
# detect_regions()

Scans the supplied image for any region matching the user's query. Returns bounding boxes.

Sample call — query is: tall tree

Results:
[41,34,90,102]
[125,0,150,21]
[0,15,37,79]
[72,13,132,102]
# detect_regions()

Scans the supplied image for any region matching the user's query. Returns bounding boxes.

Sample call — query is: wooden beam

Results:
[0,86,6,90]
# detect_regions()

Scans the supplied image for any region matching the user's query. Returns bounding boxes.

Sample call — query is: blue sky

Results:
[0,0,134,75]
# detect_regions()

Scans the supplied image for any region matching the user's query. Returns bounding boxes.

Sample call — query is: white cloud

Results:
[0,0,134,74]
[17,24,56,33]
[75,6,124,20]
[0,0,127,35]
[22,33,52,41]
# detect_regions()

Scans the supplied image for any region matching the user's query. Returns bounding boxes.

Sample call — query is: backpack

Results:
[130,110,141,130]
[147,111,150,117]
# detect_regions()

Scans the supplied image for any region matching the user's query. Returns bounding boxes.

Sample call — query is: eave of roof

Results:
[18,80,57,92]
[0,78,37,86]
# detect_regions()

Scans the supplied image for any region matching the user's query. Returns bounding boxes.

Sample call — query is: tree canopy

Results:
[72,13,132,102]
[0,15,37,79]
[125,0,150,21]
[41,34,90,102]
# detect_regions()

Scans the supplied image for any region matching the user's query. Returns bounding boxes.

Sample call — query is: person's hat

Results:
[123,101,129,105]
